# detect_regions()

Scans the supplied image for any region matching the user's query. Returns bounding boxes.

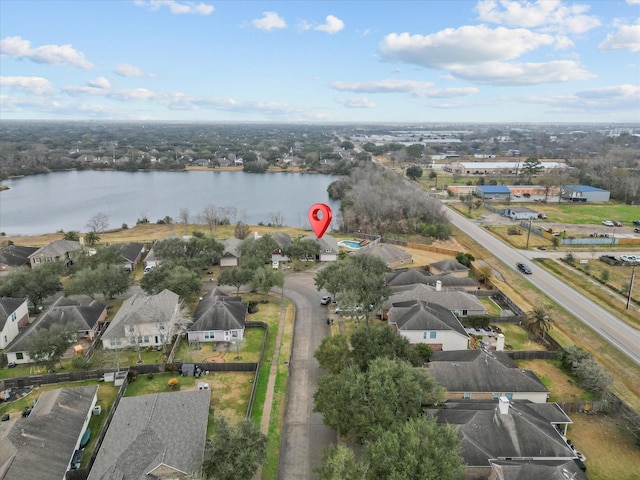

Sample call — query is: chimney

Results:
[498,396,510,415]
[435,280,442,292]
[496,333,505,352]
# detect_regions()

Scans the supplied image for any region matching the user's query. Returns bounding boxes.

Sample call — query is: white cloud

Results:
[315,15,345,34]
[523,84,640,113]
[627,0,640,4]
[114,63,155,77]
[330,79,435,94]
[0,76,55,95]
[476,0,600,34]
[0,36,94,70]
[133,0,214,15]
[88,77,111,89]
[414,87,480,98]
[336,97,376,108]
[449,60,594,84]
[379,26,556,68]
[251,12,287,31]
[599,21,640,52]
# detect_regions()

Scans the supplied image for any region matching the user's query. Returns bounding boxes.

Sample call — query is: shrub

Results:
[463,316,491,329]
[147,372,154,380]
[168,378,179,388]
[71,355,92,370]
[248,301,259,314]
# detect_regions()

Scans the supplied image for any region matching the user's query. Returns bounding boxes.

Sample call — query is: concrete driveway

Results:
[278,269,336,480]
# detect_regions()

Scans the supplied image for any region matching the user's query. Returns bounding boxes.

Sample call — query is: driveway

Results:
[278,269,336,480]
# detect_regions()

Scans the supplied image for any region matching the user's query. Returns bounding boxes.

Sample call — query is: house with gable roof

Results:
[0,297,29,350]
[87,390,210,480]
[387,299,469,351]
[0,245,38,273]
[28,239,82,268]
[384,268,478,291]
[101,289,181,350]
[220,237,243,267]
[382,283,486,319]
[428,349,549,403]
[429,259,470,278]
[4,296,106,365]
[0,385,98,480]
[489,459,587,480]
[426,398,579,480]
[352,243,413,268]
[119,241,145,272]
[302,234,339,262]
[188,288,247,343]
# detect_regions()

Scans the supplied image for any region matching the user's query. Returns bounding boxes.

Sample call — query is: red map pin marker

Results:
[308,203,332,238]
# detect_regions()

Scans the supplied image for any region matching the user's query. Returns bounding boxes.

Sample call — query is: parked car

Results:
[602,220,615,227]
[320,295,332,305]
[635,228,640,233]
[516,262,533,274]
[613,221,623,227]
[143,266,155,274]
[538,213,547,219]
[633,220,640,226]
[523,193,531,198]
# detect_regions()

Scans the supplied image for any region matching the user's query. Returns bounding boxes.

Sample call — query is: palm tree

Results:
[63,230,80,241]
[84,231,101,247]
[524,305,552,340]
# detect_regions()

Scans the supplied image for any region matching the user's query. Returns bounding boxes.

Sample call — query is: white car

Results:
[601,220,615,227]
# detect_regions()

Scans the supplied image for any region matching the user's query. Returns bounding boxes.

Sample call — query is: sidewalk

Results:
[252,296,287,480]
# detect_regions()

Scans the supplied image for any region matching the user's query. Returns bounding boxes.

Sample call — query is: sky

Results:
[1,0,639,124]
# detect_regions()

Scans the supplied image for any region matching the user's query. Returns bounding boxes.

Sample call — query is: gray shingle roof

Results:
[0,245,38,267]
[272,232,292,248]
[489,459,587,480]
[0,386,97,480]
[191,291,246,331]
[353,244,412,264]
[120,242,145,262]
[383,284,486,313]
[222,237,243,258]
[428,350,548,394]
[5,296,106,353]
[0,297,27,330]
[27,240,82,259]
[430,259,470,273]
[388,300,468,337]
[302,234,338,254]
[87,390,210,480]
[426,400,576,466]
[385,268,432,286]
[102,289,179,341]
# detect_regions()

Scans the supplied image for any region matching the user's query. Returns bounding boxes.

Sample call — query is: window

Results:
[231,331,238,338]
[159,323,165,330]
[505,393,513,400]
[463,392,471,399]
[137,336,143,344]
[11,312,17,322]
[143,336,149,343]
[16,352,24,360]
[492,392,499,400]
[110,338,122,347]
[204,331,214,340]
[45,256,53,262]
[423,331,427,340]
[33,257,41,264]
[462,309,468,316]
[430,331,437,339]
[3,335,6,343]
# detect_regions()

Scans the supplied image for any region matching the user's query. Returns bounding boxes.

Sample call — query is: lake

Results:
[0,170,340,236]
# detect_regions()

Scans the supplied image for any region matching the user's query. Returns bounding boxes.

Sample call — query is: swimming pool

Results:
[338,240,362,249]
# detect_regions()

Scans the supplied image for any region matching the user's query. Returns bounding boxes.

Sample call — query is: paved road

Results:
[446,206,640,365]
[278,270,336,480]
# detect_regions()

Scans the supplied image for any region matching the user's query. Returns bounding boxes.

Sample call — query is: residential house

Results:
[101,289,181,350]
[220,237,243,267]
[352,243,413,268]
[271,232,292,266]
[426,399,577,480]
[489,459,587,480]
[143,246,160,269]
[381,283,486,319]
[0,385,98,480]
[504,207,539,221]
[28,240,82,268]
[428,350,549,403]
[119,242,145,272]
[384,268,478,291]
[188,289,247,343]
[0,245,38,273]
[0,297,29,350]
[302,234,339,262]
[4,296,106,365]
[87,390,210,480]
[387,300,469,351]
[429,259,470,278]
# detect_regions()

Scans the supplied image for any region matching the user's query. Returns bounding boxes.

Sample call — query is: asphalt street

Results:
[278,269,336,480]
[446,206,640,366]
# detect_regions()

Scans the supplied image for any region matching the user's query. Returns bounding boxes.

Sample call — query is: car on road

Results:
[635,228,640,233]
[517,262,533,274]
[613,221,623,227]
[633,220,640,226]
[320,295,332,305]
[602,220,615,227]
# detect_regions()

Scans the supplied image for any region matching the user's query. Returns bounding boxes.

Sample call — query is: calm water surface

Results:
[0,170,340,235]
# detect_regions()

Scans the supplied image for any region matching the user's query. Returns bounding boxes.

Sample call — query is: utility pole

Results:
[525,217,533,249]
[627,266,636,310]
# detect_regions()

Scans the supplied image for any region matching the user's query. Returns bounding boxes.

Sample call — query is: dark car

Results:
[517,262,532,274]
[633,220,640,226]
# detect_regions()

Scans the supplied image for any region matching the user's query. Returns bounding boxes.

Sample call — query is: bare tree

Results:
[269,211,284,227]
[179,208,189,235]
[86,212,109,233]
[201,204,219,234]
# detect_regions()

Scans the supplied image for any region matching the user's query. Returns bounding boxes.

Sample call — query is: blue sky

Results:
[1,0,639,123]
